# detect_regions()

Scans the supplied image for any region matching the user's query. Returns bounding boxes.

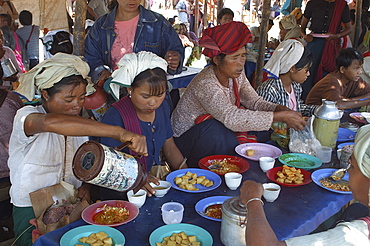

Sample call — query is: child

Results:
[306,48,370,109]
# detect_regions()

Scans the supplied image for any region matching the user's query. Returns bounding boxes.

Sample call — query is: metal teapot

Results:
[221,197,247,246]
[313,100,343,148]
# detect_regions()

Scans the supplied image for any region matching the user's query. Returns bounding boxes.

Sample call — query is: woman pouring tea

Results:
[8,53,147,246]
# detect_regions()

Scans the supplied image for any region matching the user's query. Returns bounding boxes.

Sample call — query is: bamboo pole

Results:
[254,0,271,89]
[73,0,87,56]
[354,0,363,48]
[217,0,224,13]
[203,0,208,29]
[195,0,199,37]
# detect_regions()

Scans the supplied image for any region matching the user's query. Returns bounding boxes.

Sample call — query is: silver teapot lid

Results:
[314,99,343,120]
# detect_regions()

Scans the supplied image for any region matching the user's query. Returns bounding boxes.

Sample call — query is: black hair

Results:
[43,75,87,100]
[131,68,167,96]
[0,14,12,26]
[209,53,227,66]
[49,31,73,55]
[217,8,234,21]
[19,10,32,26]
[295,47,314,70]
[168,18,175,25]
[336,48,363,70]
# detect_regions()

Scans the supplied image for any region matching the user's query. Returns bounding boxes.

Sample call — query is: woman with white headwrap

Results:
[240,124,370,245]
[257,39,318,117]
[8,53,147,246]
[99,51,187,200]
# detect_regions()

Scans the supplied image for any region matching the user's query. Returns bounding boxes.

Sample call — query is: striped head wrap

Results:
[199,21,252,59]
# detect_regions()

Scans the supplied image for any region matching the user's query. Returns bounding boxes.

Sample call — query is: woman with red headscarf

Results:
[171,21,306,167]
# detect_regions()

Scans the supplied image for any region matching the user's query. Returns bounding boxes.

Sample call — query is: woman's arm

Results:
[162,137,188,170]
[240,181,287,246]
[24,113,148,156]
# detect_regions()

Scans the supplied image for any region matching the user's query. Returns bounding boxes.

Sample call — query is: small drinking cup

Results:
[224,172,242,190]
[259,157,275,172]
[161,202,184,224]
[150,180,172,197]
[316,146,332,163]
[127,189,147,208]
[262,183,281,202]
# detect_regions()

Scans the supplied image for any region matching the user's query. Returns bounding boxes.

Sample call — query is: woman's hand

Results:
[98,69,112,82]
[120,131,148,156]
[240,180,264,205]
[165,51,181,71]
[274,110,306,131]
[143,174,160,197]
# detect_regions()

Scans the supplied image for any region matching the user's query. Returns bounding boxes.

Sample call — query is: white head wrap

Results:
[108,51,168,101]
[15,53,93,101]
[263,39,304,79]
[360,56,370,84]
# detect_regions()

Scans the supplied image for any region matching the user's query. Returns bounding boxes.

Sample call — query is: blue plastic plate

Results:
[195,196,232,222]
[166,168,221,193]
[337,128,356,142]
[149,223,213,246]
[337,142,355,150]
[278,153,322,170]
[311,169,352,195]
[60,225,125,246]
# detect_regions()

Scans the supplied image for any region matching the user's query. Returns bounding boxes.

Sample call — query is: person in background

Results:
[306,48,370,109]
[176,0,189,26]
[0,29,22,89]
[41,30,73,60]
[0,65,23,224]
[87,0,109,20]
[171,21,306,167]
[290,7,303,25]
[9,53,147,246]
[240,123,370,245]
[84,0,184,83]
[100,51,187,200]
[0,0,18,27]
[257,39,317,117]
[173,23,194,66]
[268,14,303,50]
[300,0,352,101]
[16,10,40,69]
[217,8,234,25]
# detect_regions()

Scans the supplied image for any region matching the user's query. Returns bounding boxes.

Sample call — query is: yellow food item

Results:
[246,149,255,156]
[174,171,213,191]
[276,165,304,184]
[76,232,112,246]
[156,231,201,245]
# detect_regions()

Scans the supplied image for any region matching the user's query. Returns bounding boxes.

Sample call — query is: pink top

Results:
[288,84,297,111]
[171,65,277,137]
[111,15,139,70]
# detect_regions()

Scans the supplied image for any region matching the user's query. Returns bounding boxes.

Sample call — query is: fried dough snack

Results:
[276,165,304,184]
[174,171,214,191]
[76,231,112,246]
[156,231,200,246]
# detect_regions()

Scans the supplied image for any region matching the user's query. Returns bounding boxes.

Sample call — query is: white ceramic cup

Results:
[224,172,242,190]
[127,189,147,208]
[150,180,172,197]
[259,157,275,172]
[161,202,184,224]
[262,183,281,202]
[316,146,332,163]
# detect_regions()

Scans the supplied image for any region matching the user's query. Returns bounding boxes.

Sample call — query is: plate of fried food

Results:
[149,223,213,246]
[166,168,221,193]
[60,224,125,246]
[311,169,352,194]
[195,196,232,222]
[198,155,250,175]
[278,153,322,170]
[349,112,367,124]
[266,165,312,187]
[235,143,282,161]
[82,200,139,227]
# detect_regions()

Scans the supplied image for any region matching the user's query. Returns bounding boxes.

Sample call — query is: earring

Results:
[128,92,132,98]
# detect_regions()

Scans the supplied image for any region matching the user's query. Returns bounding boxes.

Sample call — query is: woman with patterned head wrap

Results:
[240,124,370,245]
[9,53,147,246]
[171,21,306,167]
[99,51,187,200]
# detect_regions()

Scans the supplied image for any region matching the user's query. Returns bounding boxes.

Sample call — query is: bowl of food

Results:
[81,200,138,227]
[150,180,172,197]
[198,155,250,175]
[266,165,312,187]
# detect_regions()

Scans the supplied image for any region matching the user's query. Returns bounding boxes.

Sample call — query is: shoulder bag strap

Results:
[25,25,35,49]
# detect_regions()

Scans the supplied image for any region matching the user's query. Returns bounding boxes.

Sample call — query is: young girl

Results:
[100,51,187,199]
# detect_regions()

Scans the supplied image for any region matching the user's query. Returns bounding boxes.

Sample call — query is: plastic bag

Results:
[289,116,321,155]
[271,122,289,148]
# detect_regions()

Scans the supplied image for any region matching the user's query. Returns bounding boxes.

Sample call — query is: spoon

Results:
[330,165,351,181]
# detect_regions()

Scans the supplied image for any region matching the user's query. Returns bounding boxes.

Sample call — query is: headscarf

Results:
[263,39,304,79]
[280,15,301,41]
[108,51,168,101]
[353,124,370,205]
[15,53,93,101]
[360,54,370,84]
[199,21,252,59]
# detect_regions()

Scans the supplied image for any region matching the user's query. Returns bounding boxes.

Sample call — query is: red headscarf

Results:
[199,21,253,58]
